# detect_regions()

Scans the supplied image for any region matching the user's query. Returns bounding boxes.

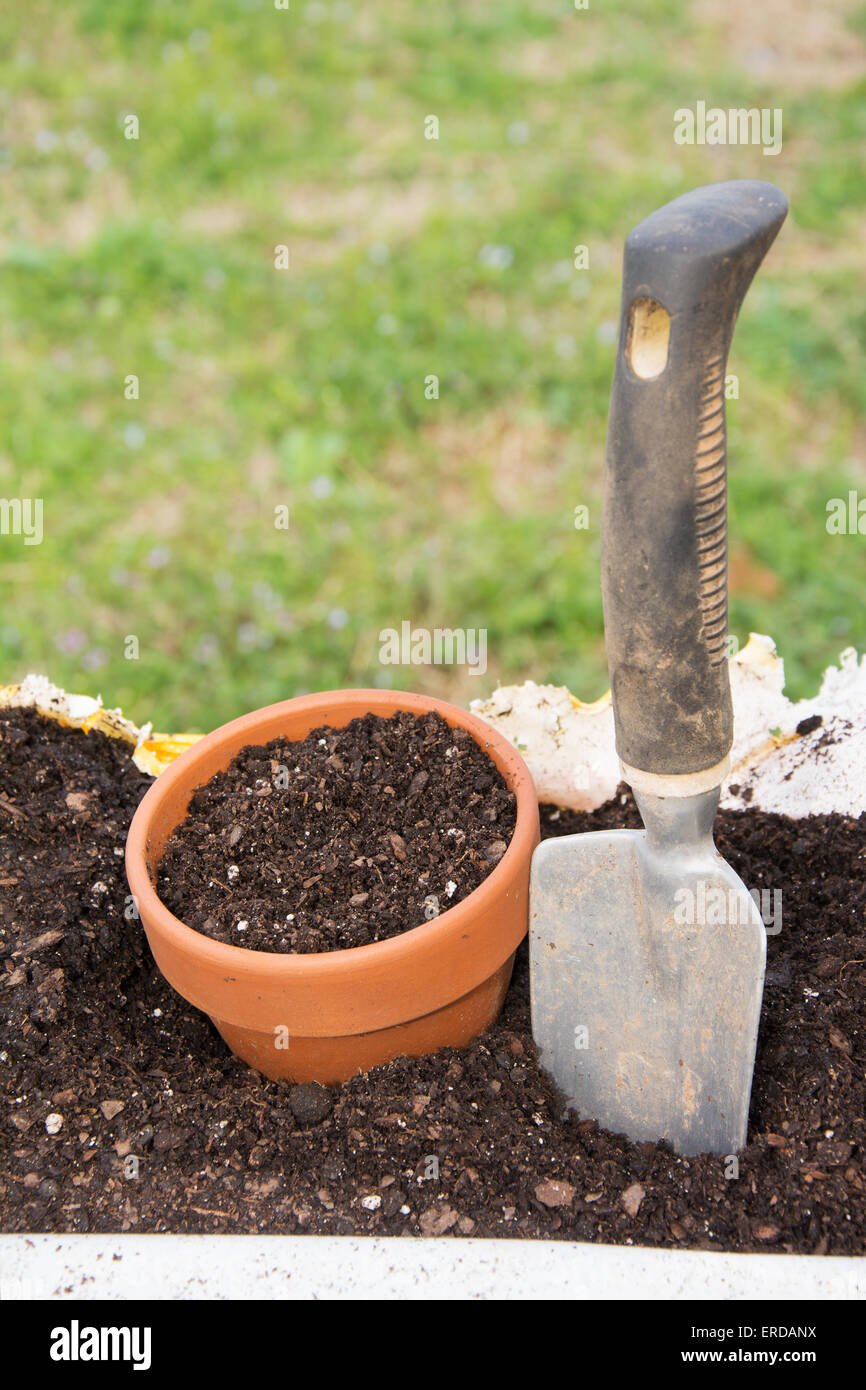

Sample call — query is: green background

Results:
[1,0,864,731]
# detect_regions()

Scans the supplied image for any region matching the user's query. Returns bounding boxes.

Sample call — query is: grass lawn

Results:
[1,0,864,731]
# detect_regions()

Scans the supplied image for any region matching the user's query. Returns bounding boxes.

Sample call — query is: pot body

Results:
[126,689,539,1083]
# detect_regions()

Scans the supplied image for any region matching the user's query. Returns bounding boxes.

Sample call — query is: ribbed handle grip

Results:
[602,180,787,778]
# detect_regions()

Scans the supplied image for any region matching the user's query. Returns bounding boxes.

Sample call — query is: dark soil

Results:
[156,711,517,952]
[0,708,153,1041]
[1,707,865,1253]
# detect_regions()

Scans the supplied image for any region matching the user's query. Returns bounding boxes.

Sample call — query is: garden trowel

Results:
[529,180,788,1156]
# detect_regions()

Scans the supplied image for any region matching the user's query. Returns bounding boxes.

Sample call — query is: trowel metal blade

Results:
[529,828,766,1156]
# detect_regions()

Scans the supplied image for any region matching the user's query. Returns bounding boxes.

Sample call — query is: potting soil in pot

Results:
[1,706,865,1253]
[155,711,518,952]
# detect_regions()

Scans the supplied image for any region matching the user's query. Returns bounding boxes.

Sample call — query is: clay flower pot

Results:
[126,689,539,1084]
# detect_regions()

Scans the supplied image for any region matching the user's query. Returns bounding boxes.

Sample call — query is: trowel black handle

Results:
[602,180,787,778]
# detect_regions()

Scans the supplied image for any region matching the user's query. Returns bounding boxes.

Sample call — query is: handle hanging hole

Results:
[626,297,670,379]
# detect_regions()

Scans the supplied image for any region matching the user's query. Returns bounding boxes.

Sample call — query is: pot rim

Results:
[125,688,538,986]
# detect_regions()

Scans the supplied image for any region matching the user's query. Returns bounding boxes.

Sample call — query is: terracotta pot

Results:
[126,689,539,1083]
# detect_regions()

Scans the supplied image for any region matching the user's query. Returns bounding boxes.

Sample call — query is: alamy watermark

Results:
[674,882,782,936]
[0,497,42,545]
[379,621,487,676]
[674,102,782,156]
[826,491,866,535]
[50,1321,151,1371]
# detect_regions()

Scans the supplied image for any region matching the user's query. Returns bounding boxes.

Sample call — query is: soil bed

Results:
[1,707,864,1252]
[156,710,517,952]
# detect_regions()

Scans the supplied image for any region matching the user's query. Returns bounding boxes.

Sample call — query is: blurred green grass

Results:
[0,0,864,729]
